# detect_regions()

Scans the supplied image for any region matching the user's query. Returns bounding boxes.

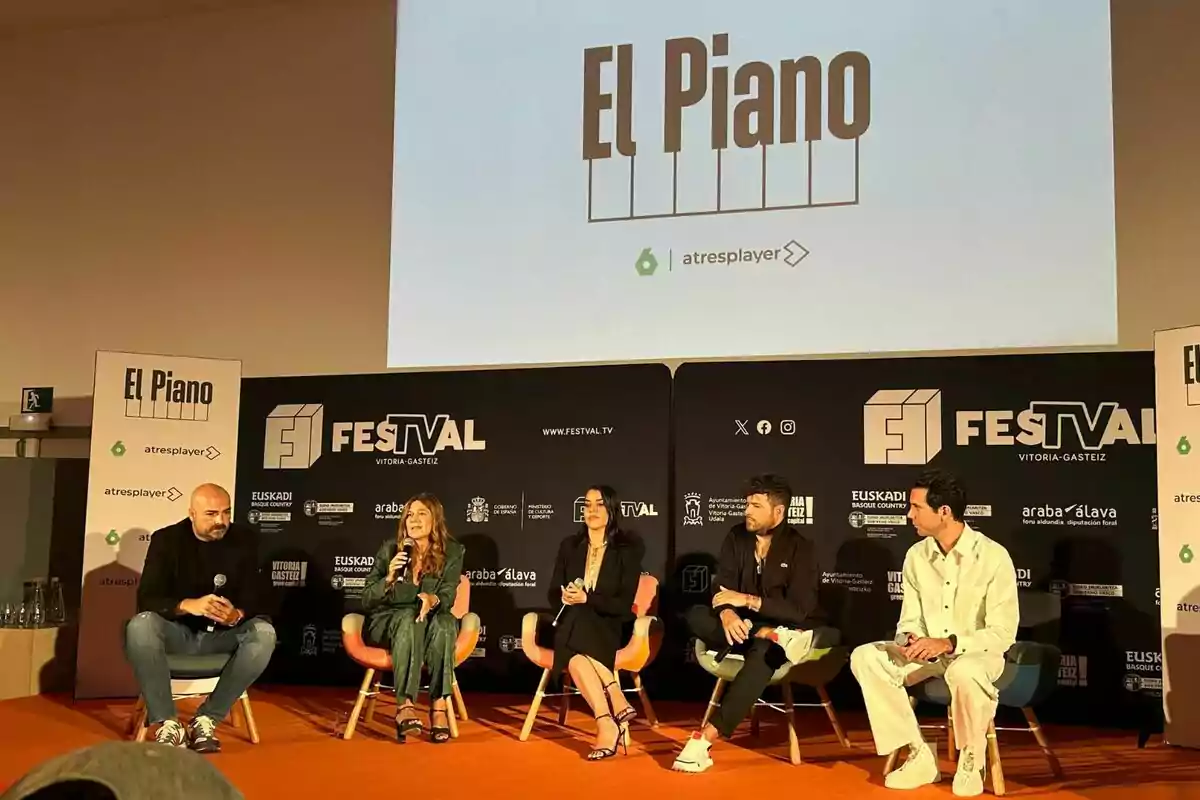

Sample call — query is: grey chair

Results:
[693,627,852,764]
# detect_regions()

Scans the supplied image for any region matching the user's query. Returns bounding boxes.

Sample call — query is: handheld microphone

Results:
[397,537,416,582]
[206,574,227,633]
[552,578,584,626]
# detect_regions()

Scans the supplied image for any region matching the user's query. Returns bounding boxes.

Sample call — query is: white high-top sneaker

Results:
[772,627,815,664]
[884,741,940,789]
[952,746,984,796]
[671,732,714,773]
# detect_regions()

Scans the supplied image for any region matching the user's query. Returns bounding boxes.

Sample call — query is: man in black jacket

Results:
[124,483,275,753]
[672,474,824,773]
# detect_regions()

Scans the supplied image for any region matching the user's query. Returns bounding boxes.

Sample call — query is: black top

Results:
[712,522,825,629]
[548,529,646,678]
[136,519,266,631]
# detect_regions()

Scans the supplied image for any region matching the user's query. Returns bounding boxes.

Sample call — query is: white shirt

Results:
[896,523,1019,657]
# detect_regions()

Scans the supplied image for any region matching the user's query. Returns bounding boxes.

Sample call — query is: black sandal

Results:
[429,707,452,743]
[587,713,627,760]
[604,681,637,727]
[395,703,422,742]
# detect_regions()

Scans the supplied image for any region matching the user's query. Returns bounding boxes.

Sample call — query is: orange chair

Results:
[339,574,480,740]
[517,573,662,741]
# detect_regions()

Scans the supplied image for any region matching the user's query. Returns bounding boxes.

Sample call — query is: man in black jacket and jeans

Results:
[672,474,825,773]
[124,483,275,753]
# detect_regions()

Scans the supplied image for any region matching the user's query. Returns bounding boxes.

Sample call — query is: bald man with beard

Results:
[124,484,275,753]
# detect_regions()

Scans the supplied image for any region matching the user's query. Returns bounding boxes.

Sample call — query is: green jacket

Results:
[360,537,466,613]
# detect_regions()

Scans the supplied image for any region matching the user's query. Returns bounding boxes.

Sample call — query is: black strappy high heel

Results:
[603,680,637,727]
[395,703,422,742]
[429,706,452,744]
[587,713,627,760]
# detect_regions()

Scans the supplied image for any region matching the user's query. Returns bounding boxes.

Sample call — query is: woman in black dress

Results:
[549,485,646,761]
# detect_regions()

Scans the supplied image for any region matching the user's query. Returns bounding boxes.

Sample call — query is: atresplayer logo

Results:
[582,33,871,224]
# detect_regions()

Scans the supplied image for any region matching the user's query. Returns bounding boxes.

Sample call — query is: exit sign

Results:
[20,388,53,414]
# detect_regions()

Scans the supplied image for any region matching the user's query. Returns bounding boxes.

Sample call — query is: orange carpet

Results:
[1,688,1198,799]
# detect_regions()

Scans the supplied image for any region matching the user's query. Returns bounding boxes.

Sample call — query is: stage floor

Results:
[1,688,1197,799]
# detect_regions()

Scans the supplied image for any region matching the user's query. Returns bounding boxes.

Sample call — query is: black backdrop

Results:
[669,352,1160,725]
[233,364,671,691]
[232,353,1164,726]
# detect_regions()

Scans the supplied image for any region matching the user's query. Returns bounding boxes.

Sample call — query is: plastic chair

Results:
[127,653,260,743]
[882,641,1064,796]
[339,574,481,740]
[517,573,663,741]
[694,628,851,764]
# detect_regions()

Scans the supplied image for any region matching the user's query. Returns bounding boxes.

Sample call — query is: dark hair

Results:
[743,474,792,510]
[913,469,967,521]
[578,484,624,544]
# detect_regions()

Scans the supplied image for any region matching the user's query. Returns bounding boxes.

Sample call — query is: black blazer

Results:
[713,522,825,629]
[548,530,645,619]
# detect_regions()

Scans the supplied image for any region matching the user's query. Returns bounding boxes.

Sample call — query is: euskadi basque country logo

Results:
[863,389,1154,465]
[263,403,486,470]
[123,367,214,422]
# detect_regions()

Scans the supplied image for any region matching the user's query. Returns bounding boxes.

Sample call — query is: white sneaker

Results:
[773,627,815,664]
[884,741,940,789]
[952,746,984,796]
[153,719,186,747]
[671,733,714,773]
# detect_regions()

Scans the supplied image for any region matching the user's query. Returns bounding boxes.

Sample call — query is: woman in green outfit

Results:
[360,492,465,743]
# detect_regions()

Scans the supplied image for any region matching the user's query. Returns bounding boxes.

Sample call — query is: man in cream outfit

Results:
[851,469,1018,797]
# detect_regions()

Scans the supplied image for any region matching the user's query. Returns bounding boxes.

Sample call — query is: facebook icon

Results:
[20,388,53,414]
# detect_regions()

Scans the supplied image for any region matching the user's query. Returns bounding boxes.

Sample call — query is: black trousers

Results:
[686,605,789,738]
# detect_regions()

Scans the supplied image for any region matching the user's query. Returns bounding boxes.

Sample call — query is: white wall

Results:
[0,0,1197,426]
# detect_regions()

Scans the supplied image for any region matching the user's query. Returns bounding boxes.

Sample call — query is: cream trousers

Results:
[850,641,1004,757]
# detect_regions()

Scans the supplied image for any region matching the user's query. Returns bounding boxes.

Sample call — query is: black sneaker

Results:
[187,715,221,753]
[154,720,187,747]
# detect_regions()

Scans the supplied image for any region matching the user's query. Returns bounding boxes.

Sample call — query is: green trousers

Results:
[365,607,458,699]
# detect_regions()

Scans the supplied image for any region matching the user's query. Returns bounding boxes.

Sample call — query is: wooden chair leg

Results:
[987,719,1005,796]
[343,668,375,741]
[445,697,460,739]
[128,696,146,737]
[781,682,802,765]
[452,680,469,722]
[557,673,572,725]
[519,669,551,741]
[947,707,956,760]
[230,698,246,733]
[816,685,851,748]
[240,694,260,744]
[363,676,382,726]
[632,673,659,727]
[1022,707,1061,777]
[700,679,726,729]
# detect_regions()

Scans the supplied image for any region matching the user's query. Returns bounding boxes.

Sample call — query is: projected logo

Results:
[264,404,325,470]
[862,389,943,466]
[573,497,659,521]
[634,240,810,276]
[582,33,870,224]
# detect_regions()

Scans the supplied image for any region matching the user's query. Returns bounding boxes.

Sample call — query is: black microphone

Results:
[552,578,584,627]
[396,537,416,582]
[206,574,227,633]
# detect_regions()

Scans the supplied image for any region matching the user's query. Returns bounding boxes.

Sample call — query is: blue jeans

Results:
[124,611,276,725]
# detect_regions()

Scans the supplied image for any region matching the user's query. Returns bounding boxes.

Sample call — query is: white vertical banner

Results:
[1155,326,1200,747]
[75,351,241,700]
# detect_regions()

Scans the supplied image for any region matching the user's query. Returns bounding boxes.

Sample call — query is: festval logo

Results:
[1179,435,1192,456]
[1181,544,1194,565]
[110,440,126,457]
[105,529,120,546]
